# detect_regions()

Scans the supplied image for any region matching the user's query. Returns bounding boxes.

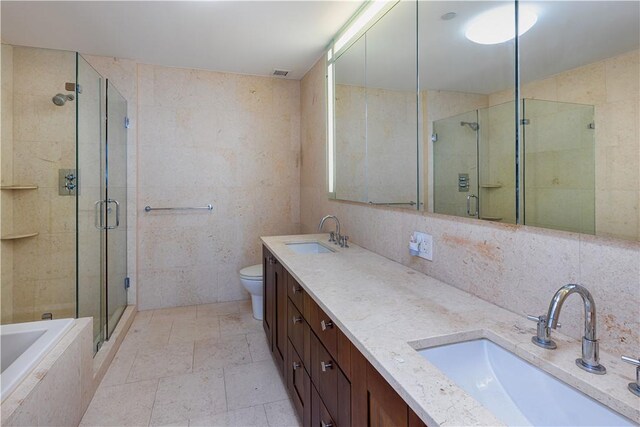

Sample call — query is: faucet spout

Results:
[547,284,596,340]
[318,215,341,243]
[546,284,605,374]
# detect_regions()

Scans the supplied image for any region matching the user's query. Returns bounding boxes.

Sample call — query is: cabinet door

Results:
[263,247,274,349]
[287,340,311,426]
[273,261,286,374]
[367,363,408,427]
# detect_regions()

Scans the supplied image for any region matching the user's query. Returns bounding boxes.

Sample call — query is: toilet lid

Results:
[240,264,263,279]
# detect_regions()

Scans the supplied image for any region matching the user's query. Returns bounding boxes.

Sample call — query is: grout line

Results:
[222,366,230,413]
[147,378,161,427]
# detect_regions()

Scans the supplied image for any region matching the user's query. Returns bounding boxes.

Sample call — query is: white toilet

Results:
[239,264,264,320]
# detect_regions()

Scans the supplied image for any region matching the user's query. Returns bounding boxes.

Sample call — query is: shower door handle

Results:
[106,199,121,229]
[466,194,478,217]
[94,200,105,230]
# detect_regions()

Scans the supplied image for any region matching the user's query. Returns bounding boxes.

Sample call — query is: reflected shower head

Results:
[52,93,74,106]
[460,121,479,131]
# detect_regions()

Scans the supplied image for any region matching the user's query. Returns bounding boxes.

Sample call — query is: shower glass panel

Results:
[105,81,127,338]
[522,99,595,234]
[433,110,479,218]
[478,101,516,223]
[76,54,105,348]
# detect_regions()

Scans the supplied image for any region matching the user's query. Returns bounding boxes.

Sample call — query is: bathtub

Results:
[0,318,75,402]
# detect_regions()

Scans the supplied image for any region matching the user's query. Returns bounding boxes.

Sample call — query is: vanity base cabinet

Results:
[263,247,286,377]
[263,247,274,350]
[263,245,427,427]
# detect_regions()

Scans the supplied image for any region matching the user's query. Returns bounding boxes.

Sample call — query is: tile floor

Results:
[80,300,301,427]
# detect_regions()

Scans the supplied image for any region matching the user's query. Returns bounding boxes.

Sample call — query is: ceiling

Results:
[0,1,364,80]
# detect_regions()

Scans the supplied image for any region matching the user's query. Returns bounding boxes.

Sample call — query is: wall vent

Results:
[273,69,290,77]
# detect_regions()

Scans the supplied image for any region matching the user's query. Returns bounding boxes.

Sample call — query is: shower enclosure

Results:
[433,101,516,223]
[432,99,594,234]
[1,45,128,352]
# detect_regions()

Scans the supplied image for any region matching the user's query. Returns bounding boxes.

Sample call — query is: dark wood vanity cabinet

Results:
[263,245,427,427]
[263,246,286,375]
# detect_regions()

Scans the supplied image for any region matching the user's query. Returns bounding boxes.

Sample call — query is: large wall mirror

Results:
[328,0,640,241]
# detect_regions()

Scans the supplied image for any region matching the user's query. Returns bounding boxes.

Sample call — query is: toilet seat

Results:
[239,264,262,281]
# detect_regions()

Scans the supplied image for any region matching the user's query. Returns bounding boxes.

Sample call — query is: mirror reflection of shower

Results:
[52,93,74,106]
[460,121,479,131]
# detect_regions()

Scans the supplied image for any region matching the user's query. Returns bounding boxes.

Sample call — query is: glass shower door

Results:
[76,54,106,350]
[433,110,479,218]
[105,81,127,338]
[522,99,595,233]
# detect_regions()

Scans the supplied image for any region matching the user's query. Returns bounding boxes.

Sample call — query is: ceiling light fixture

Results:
[465,4,537,45]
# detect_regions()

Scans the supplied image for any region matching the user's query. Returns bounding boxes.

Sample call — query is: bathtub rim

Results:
[1,318,75,402]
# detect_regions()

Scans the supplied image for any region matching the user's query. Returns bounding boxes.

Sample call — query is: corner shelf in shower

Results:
[1,185,38,190]
[480,184,502,189]
[1,232,39,241]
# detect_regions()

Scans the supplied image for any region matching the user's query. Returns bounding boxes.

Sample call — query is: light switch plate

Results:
[413,231,433,261]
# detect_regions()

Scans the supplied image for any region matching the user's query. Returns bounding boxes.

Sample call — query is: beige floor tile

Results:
[219,312,263,336]
[152,305,197,322]
[197,300,251,318]
[224,360,288,410]
[132,309,154,327]
[264,399,301,427]
[119,318,172,352]
[150,369,227,426]
[193,335,252,372]
[100,344,138,387]
[169,317,221,344]
[127,342,194,382]
[189,405,269,426]
[79,379,158,427]
[246,332,271,362]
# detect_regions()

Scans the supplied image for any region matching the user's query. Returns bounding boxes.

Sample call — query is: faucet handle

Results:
[329,231,335,242]
[526,314,560,328]
[621,356,640,397]
[622,356,640,366]
[526,314,558,350]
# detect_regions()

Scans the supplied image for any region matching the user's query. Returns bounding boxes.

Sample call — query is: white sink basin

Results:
[286,242,335,254]
[417,339,634,426]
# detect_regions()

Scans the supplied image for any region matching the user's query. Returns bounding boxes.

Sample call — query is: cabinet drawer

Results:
[288,299,306,359]
[311,385,336,427]
[311,333,338,418]
[288,274,305,312]
[287,340,310,425]
[309,299,338,358]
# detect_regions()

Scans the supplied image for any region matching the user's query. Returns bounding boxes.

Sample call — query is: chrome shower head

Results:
[460,121,479,131]
[52,93,74,106]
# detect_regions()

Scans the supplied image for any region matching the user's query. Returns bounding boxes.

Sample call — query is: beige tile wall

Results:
[301,56,640,357]
[136,64,301,310]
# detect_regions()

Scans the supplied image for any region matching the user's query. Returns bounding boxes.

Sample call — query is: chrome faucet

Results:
[318,215,340,244]
[544,284,606,374]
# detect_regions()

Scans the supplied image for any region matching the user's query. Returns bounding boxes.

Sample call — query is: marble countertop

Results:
[261,234,640,426]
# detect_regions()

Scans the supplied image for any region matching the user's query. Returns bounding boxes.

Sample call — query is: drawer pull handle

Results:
[321,361,333,372]
[292,285,302,294]
[293,361,301,370]
[321,421,333,427]
[320,319,333,331]
[292,316,303,324]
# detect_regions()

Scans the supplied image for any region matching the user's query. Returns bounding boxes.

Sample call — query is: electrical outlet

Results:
[412,231,433,261]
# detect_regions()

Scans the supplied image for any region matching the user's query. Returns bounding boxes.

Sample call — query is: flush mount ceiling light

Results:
[465,5,537,45]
